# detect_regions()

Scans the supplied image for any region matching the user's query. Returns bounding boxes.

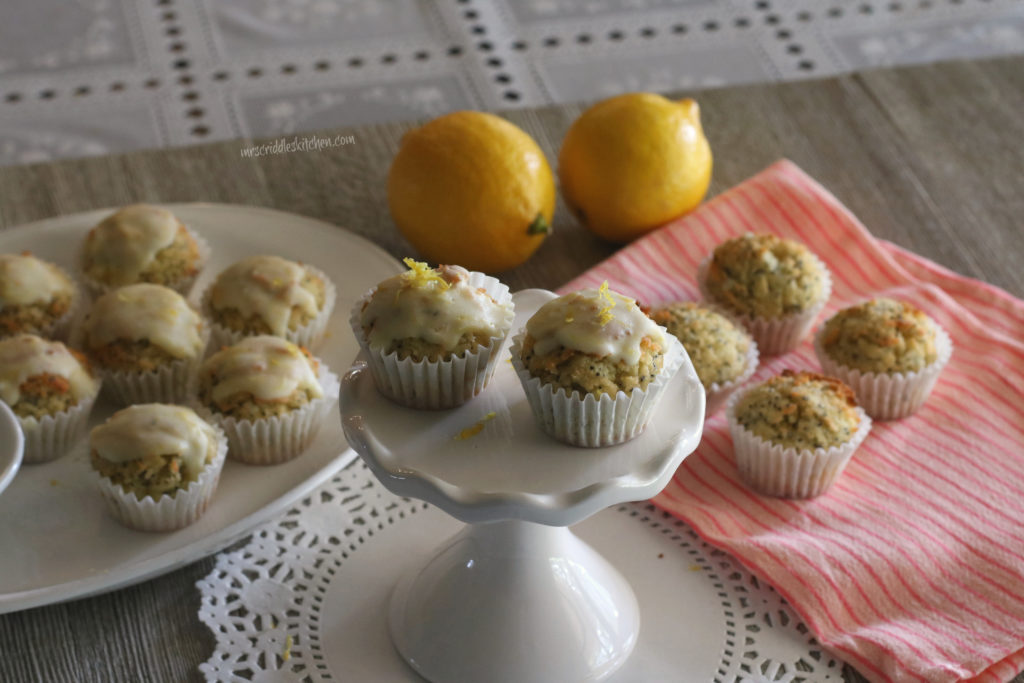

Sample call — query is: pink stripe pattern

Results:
[558,161,1024,683]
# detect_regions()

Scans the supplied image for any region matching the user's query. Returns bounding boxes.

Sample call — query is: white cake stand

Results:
[340,289,705,683]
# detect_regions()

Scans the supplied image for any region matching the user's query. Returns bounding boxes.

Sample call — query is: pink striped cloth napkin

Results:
[561,160,1024,683]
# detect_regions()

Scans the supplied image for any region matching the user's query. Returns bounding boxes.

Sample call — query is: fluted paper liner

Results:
[92,423,228,532]
[726,388,872,498]
[698,254,832,356]
[79,224,212,300]
[704,326,760,418]
[510,332,685,448]
[203,263,337,353]
[193,363,339,465]
[350,271,514,410]
[94,323,210,406]
[813,321,952,421]
[18,388,100,464]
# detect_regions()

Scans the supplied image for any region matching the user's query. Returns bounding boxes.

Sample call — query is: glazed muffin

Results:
[510,283,685,447]
[0,252,78,340]
[648,302,759,417]
[352,259,514,409]
[195,335,338,464]
[89,403,227,531]
[81,204,207,296]
[727,370,871,498]
[203,255,336,350]
[80,283,207,404]
[814,298,952,420]
[0,334,100,463]
[699,233,831,355]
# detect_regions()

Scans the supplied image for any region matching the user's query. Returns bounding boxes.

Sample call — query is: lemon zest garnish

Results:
[454,412,497,440]
[49,479,58,487]
[597,281,616,325]
[689,564,702,572]
[401,258,450,291]
[282,634,293,662]
[565,314,574,323]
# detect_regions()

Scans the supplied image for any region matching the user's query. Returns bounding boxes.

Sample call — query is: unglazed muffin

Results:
[699,233,831,355]
[89,403,227,531]
[727,370,871,498]
[814,298,952,420]
[352,259,513,409]
[195,335,338,464]
[80,283,207,404]
[0,252,78,340]
[0,334,100,463]
[510,283,685,447]
[648,302,759,417]
[203,255,336,350]
[81,204,207,296]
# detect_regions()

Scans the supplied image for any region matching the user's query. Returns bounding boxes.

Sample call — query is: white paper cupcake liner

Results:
[91,424,228,532]
[203,264,337,353]
[96,324,210,406]
[350,271,514,410]
[698,255,833,356]
[18,389,100,464]
[510,332,685,448]
[704,325,760,418]
[193,363,339,465]
[79,224,211,300]
[813,322,953,421]
[726,388,872,498]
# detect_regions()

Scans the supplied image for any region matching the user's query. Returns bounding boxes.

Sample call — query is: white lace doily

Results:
[198,461,844,682]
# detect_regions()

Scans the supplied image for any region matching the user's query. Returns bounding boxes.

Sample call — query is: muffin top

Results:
[705,233,826,319]
[0,253,74,307]
[821,298,938,374]
[83,283,204,360]
[359,259,512,359]
[0,334,98,408]
[83,204,194,286]
[648,302,750,389]
[200,335,322,410]
[526,283,665,367]
[90,403,217,477]
[209,255,324,336]
[734,370,860,451]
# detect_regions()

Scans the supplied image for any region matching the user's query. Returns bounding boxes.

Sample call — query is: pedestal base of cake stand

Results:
[388,519,638,683]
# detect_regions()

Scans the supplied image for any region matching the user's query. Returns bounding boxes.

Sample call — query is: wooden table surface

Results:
[1,56,1022,682]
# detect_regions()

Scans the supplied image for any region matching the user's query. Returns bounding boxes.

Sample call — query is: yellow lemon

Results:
[387,111,556,273]
[559,93,712,243]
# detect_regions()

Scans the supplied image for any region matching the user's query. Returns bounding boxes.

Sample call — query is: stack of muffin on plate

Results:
[0,204,339,531]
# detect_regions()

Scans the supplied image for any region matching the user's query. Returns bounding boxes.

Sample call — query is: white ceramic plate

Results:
[0,401,24,497]
[0,204,401,614]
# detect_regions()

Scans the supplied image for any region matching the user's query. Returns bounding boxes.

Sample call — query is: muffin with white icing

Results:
[203,255,336,350]
[814,298,952,420]
[352,259,514,409]
[89,403,227,531]
[699,233,831,355]
[80,283,208,404]
[648,302,759,417]
[81,204,208,297]
[0,253,79,340]
[195,335,339,464]
[510,283,685,447]
[726,370,871,498]
[0,334,100,463]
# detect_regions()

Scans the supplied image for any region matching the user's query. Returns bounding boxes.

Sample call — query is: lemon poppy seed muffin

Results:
[727,370,871,498]
[82,204,204,293]
[360,260,513,362]
[820,298,937,374]
[89,403,227,530]
[0,253,77,339]
[511,283,686,447]
[352,259,514,409]
[0,334,100,462]
[814,298,952,420]
[81,283,206,404]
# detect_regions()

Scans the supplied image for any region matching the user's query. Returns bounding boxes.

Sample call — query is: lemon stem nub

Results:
[527,213,551,235]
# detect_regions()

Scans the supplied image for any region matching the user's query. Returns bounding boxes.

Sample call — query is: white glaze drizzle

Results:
[84,283,203,359]
[85,204,180,285]
[210,256,319,336]
[0,334,98,406]
[91,404,217,473]
[0,254,73,307]
[203,335,322,403]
